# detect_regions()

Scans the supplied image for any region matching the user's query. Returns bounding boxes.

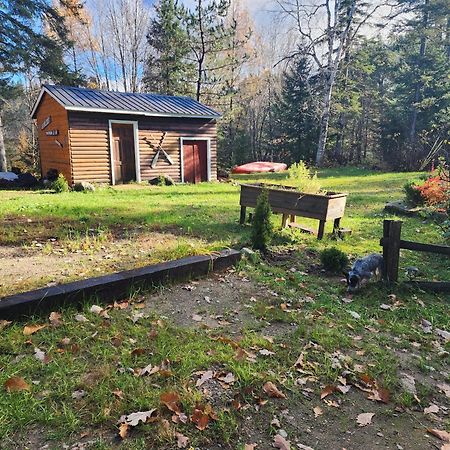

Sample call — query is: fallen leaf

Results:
[131,348,147,356]
[0,320,12,331]
[263,381,286,399]
[435,329,450,342]
[244,444,257,450]
[336,384,351,395]
[349,311,361,319]
[49,312,62,327]
[357,412,374,427]
[118,409,158,427]
[172,412,188,424]
[118,423,129,439]
[4,376,30,392]
[428,429,450,442]
[297,444,314,450]
[380,303,393,310]
[259,349,275,356]
[23,324,46,336]
[71,389,86,399]
[196,370,214,387]
[191,407,209,431]
[90,305,103,315]
[74,314,89,323]
[175,431,189,449]
[217,372,235,385]
[160,391,181,413]
[34,347,50,363]
[113,389,124,400]
[192,314,203,322]
[320,385,336,399]
[437,383,450,399]
[424,404,439,415]
[367,387,390,404]
[313,406,323,417]
[273,433,291,450]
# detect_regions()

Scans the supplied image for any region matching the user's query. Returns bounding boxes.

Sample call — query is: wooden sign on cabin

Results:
[45,130,59,136]
[41,116,52,130]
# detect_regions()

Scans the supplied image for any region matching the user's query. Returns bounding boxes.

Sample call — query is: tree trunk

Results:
[315,70,336,165]
[409,0,429,144]
[0,113,7,172]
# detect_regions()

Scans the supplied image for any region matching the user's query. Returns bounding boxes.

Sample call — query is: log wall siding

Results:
[35,93,72,184]
[68,112,217,184]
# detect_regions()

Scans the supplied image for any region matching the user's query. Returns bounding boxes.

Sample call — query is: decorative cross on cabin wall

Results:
[143,132,174,168]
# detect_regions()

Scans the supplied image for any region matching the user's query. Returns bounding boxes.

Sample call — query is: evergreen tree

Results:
[179,0,236,102]
[0,0,83,171]
[144,0,193,96]
[275,52,318,163]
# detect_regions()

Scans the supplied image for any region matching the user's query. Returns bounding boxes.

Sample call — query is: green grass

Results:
[0,168,449,448]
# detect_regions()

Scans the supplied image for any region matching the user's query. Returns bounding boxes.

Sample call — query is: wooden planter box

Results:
[239,183,348,239]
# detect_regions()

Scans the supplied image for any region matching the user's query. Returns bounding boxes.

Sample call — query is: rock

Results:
[73,181,95,192]
[149,175,175,186]
[240,247,258,262]
[384,200,420,217]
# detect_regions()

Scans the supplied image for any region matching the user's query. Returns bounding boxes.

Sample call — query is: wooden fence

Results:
[380,220,450,291]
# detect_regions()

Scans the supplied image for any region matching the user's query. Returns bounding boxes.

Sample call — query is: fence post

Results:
[382,220,402,282]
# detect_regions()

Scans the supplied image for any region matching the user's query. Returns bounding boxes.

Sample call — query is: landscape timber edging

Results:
[0,249,241,320]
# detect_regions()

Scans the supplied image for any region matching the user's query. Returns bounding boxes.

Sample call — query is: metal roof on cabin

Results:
[37,84,221,118]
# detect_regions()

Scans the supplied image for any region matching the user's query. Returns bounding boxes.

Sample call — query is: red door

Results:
[112,123,136,183]
[183,140,207,183]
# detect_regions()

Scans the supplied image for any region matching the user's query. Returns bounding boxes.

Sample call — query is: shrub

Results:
[288,161,321,193]
[403,181,425,206]
[320,247,349,272]
[251,189,273,252]
[50,174,69,193]
[416,175,448,206]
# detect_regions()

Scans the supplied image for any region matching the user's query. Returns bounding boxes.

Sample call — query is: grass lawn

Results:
[0,168,449,449]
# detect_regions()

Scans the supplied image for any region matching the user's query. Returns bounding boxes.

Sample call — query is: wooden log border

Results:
[0,249,241,320]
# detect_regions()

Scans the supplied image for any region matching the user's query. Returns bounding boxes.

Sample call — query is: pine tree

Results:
[180,0,237,102]
[275,52,318,163]
[251,189,273,252]
[0,0,83,171]
[144,0,193,96]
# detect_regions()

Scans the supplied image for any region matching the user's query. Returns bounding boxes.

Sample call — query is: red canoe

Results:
[232,161,288,174]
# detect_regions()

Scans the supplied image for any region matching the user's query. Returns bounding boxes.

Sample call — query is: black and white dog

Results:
[344,253,384,292]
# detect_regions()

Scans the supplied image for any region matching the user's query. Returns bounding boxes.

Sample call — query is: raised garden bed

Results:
[239,183,348,239]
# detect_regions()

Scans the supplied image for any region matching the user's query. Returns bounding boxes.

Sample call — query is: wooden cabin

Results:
[31,84,221,185]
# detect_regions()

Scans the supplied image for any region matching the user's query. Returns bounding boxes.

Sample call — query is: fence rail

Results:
[380,220,450,291]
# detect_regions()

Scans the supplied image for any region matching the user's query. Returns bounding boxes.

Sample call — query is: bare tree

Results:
[276,0,388,165]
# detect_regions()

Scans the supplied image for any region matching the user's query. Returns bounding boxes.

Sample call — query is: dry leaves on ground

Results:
[160,391,181,414]
[424,404,439,415]
[49,311,63,327]
[175,432,189,448]
[273,433,291,450]
[0,320,12,331]
[117,409,158,438]
[356,412,374,427]
[313,406,323,417]
[23,324,46,335]
[191,403,217,430]
[263,381,286,399]
[4,376,30,392]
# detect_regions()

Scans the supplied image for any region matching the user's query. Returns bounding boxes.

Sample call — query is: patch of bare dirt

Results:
[0,231,206,297]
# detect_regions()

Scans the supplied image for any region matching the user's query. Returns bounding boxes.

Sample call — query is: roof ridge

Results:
[44,84,199,102]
